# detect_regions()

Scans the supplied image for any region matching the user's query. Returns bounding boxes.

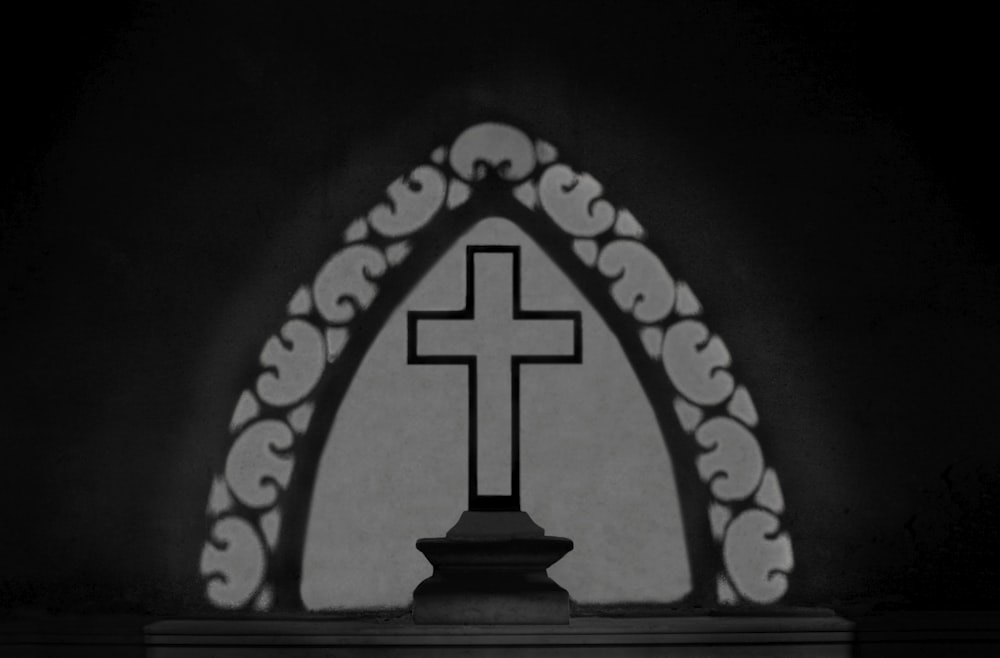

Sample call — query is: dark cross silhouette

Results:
[408,245,582,511]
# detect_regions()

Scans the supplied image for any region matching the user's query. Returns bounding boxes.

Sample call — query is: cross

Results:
[408,245,582,511]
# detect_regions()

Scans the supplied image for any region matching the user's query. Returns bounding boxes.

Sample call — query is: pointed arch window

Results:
[200,123,794,612]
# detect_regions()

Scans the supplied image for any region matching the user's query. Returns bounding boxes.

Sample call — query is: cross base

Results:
[413,512,573,624]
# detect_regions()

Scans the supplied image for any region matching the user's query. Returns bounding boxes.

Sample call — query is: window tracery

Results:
[200,123,794,611]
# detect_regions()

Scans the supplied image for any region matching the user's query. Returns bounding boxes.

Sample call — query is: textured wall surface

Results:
[2,2,996,615]
[301,218,691,610]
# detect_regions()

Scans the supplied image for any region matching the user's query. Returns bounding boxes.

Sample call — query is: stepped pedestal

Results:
[412,511,573,624]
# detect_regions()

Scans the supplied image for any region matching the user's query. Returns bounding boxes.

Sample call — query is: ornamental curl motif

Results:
[538,164,616,237]
[597,240,676,324]
[450,123,536,182]
[313,245,387,324]
[257,320,325,407]
[368,165,446,238]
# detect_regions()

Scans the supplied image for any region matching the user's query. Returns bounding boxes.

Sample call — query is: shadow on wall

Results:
[201,124,794,614]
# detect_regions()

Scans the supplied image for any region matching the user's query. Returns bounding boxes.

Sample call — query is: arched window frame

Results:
[200,123,794,612]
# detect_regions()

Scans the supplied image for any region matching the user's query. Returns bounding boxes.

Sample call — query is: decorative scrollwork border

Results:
[200,123,794,612]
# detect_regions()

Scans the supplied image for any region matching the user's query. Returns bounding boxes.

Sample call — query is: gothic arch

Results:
[200,123,794,612]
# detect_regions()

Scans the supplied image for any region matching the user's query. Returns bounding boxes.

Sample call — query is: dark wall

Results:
[2,1,996,615]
